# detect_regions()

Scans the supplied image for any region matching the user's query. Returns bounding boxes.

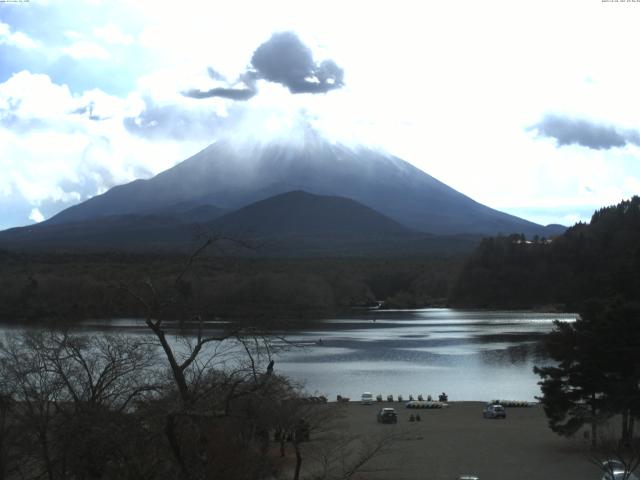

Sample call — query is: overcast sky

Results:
[1,0,639,230]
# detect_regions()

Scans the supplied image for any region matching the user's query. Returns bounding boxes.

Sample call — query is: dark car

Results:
[377,407,398,423]
[483,403,506,419]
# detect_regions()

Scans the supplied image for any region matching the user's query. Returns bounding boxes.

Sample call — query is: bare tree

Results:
[120,237,248,409]
[37,331,159,411]
[0,391,17,480]
[0,330,161,480]
[0,332,65,480]
[119,236,300,479]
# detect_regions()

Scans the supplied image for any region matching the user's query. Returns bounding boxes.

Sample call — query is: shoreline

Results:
[328,399,538,405]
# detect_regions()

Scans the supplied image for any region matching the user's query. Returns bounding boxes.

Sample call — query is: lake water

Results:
[273,309,577,402]
[1,309,577,402]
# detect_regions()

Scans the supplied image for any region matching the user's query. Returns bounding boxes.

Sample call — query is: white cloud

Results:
[62,40,111,60]
[0,21,39,49]
[28,208,45,223]
[93,23,134,45]
[64,30,84,41]
[0,71,210,226]
[136,67,215,105]
[0,70,74,118]
[2,0,640,229]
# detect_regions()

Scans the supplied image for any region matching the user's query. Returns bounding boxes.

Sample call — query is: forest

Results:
[452,196,640,310]
[0,249,462,324]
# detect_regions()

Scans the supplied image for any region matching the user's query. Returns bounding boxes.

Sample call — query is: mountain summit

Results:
[47,133,559,237]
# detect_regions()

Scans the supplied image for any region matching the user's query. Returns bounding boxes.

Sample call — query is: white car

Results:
[361,392,374,405]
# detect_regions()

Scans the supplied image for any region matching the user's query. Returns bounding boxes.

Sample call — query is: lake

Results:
[1,309,577,402]
[273,309,577,402]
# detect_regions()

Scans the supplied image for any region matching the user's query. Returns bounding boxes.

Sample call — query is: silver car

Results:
[483,403,506,419]
[601,459,639,480]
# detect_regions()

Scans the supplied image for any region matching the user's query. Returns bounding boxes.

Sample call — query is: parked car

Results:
[361,392,374,405]
[483,403,506,419]
[601,459,639,480]
[456,476,479,480]
[377,407,398,423]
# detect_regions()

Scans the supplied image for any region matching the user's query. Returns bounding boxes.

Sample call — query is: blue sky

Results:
[1,0,640,230]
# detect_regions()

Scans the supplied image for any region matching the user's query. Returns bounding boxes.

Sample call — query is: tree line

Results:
[0,251,462,324]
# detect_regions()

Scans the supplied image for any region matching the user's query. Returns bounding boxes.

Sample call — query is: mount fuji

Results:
[0,131,564,254]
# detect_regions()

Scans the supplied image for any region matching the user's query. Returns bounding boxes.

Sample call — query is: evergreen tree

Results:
[535,301,640,446]
[534,315,609,447]
[590,302,640,444]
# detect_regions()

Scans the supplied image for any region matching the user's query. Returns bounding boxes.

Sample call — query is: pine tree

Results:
[535,301,640,446]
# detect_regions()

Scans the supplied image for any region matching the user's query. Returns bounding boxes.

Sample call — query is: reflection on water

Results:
[275,309,576,401]
[0,309,576,402]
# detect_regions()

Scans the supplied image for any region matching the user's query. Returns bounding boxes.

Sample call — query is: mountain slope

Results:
[45,133,559,236]
[0,214,196,250]
[158,201,227,222]
[0,190,482,256]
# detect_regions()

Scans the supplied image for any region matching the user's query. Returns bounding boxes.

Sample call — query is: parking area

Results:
[322,401,599,480]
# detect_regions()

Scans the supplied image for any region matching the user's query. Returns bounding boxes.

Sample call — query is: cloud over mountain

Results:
[183,31,344,101]
[250,32,344,94]
[531,114,640,150]
[123,96,225,140]
[0,70,214,229]
[182,86,256,101]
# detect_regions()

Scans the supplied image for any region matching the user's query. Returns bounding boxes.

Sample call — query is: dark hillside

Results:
[211,190,415,237]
